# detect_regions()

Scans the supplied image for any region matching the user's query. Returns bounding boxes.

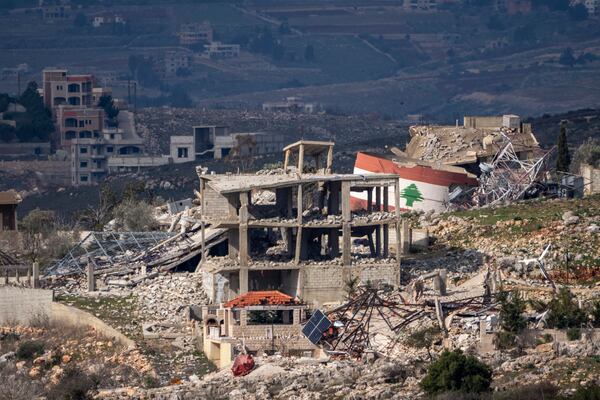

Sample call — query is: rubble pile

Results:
[96,355,424,400]
[416,197,600,284]
[135,273,208,327]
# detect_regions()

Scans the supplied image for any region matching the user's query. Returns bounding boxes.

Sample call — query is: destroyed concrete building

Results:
[197,140,404,305]
[353,151,479,212]
[404,115,540,175]
[201,290,313,368]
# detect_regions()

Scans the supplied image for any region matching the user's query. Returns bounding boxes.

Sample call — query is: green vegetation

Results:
[546,288,587,329]
[420,350,492,395]
[20,208,74,264]
[497,291,527,334]
[557,124,572,172]
[402,326,442,360]
[573,138,600,170]
[0,82,54,143]
[46,366,98,400]
[97,95,119,125]
[16,340,45,360]
[566,327,581,341]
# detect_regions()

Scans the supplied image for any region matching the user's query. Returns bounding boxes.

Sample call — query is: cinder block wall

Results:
[0,286,53,324]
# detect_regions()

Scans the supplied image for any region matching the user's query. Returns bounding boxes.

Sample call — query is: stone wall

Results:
[230,324,313,353]
[0,286,53,324]
[203,187,231,219]
[303,263,399,304]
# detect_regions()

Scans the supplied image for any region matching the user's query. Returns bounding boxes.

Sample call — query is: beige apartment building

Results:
[42,68,94,110]
[56,106,104,149]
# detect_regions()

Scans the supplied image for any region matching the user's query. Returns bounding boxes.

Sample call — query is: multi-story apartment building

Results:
[56,106,104,149]
[70,118,144,186]
[39,0,72,22]
[42,68,94,111]
[163,51,192,78]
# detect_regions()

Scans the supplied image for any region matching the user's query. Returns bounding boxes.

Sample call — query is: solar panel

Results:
[302,310,332,345]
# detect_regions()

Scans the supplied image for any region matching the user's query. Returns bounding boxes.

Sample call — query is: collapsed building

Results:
[197,140,404,306]
[403,115,540,175]
[352,115,577,211]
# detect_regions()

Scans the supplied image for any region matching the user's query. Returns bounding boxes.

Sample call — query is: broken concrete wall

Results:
[203,186,231,219]
[581,163,600,195]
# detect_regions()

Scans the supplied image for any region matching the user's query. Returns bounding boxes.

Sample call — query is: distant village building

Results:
[178,22,213,46]
[192,125,284,159]
[162,51,192,78]
[494,0,532,14]
[39,0,72,21]
[0,190,21,231]
[0,64,29,81]
[92,14,127,28]
[203,42,240,59]
[570,0,600,14]
[262,97,318,114]
[402,0,439,11]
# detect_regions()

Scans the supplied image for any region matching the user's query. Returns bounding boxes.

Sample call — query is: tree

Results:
[17,81,54,142]
[497,290,527,334]
[420,350,492,395]
[569,4,589,21]
[546,288,587,329]
[556,124,571,172]
[400,183,424,207]
[0,124,17,142]
[304,44,315,61]
[76,185,118,230]
[0,93,10,113]
[559,48,576,67]
[97,95,119,120]
[20,209,57,262]
[111,200,158,232]
[403,326,442,360]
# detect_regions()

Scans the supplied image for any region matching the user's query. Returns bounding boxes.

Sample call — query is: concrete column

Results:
[27,267,31,286]
[239,269,248,294]
[401,220,410,255]
[15,268,19,283]
[293,309,300,325]
[33,262,40,289]
[141,264,147,276]
[240,310,248,327]
[4,270,8,285]
[341,181,352,266]
[87,262,96,292]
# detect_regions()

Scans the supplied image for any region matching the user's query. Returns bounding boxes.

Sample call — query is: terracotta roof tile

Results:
[224,290,296,308]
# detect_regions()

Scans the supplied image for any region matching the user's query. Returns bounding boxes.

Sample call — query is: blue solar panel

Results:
[302,310,332,345]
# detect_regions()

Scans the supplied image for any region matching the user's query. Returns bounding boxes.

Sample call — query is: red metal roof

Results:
[224,291,296,308]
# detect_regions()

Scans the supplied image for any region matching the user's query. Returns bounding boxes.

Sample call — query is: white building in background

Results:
[570,0,600,14]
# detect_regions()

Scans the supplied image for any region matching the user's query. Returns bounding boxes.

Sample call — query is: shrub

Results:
[420,350,492,395]
[16,340,45,360]
[144,374,160,389]
[492,382,559,400]
[497,290,526,334]
[570,384,600,400]
[591,301,600,328]
[543,333,554,343]
[494,331,516,350]
[46,367,98,400]
[28,310,50,328]
[403,326,442,360]
[546,288,587,329]
[566,327,581,341]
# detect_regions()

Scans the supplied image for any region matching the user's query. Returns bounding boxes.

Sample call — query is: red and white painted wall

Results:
[351,152,478,213]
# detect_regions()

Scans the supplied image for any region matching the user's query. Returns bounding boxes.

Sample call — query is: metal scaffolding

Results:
[476,138,554,207]
[45,231,174,277]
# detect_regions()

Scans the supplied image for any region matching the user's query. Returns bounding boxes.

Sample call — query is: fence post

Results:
[87,262,96,292]
[33,262,40,289]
